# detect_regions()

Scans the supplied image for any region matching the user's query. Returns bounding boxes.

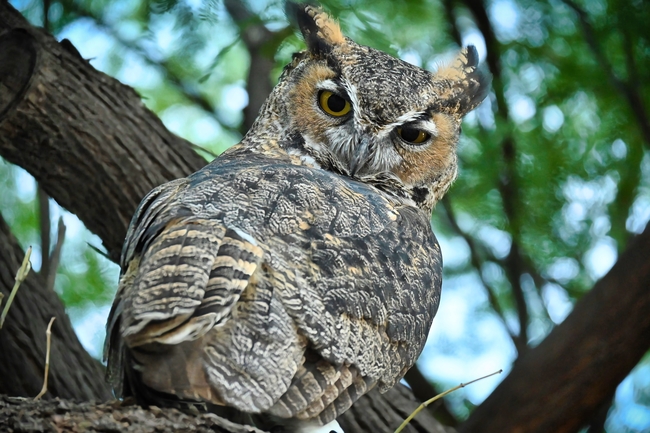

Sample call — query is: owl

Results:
[105,4,489,433]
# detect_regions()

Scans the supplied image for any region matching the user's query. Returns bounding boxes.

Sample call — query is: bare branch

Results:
[37,187,51,282]
[339,384,456,433]
[440,197,518,343]
[396,370,501,433]
[457,0,531,354]
[45,217,65,292]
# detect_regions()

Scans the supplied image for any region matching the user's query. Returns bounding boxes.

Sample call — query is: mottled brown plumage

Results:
[105,4,490,432]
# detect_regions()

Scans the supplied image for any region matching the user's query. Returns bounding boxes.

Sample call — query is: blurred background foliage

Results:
[3,0,650,431]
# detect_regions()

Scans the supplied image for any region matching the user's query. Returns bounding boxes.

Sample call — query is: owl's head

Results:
[248,4,490,212]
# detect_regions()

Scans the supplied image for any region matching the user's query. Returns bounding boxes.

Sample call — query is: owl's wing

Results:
[106,157,442,426]
[105,178,265,401]
[264,200,442,425]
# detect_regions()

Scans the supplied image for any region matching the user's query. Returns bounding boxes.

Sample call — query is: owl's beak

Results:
[349,137,374,177]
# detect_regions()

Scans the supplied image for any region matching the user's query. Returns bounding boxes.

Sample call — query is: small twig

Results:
[38,186,51,280]
[190,142,219,160]
[442,0,462,47]
[0,246,32,329]
[45,217,66,292]
[43,0,51,31]
[404,365,459,426]
[87,243,111,260]
[394,370,503,433]
[35,316,56,400]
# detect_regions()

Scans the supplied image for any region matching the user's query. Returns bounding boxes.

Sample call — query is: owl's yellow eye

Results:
[318,90,351,117]
[397,125,430,144]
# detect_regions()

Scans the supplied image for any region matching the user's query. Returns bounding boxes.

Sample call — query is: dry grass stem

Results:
[393,369,503,433]
[0,246,33,329]
[35,316,56,400]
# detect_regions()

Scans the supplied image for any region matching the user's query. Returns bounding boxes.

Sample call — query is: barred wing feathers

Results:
[105,152,442,425]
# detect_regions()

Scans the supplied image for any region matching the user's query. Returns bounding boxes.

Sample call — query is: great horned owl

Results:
[105,4,489,433]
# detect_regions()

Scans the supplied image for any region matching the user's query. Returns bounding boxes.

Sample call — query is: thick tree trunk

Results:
[461,223,650,433]
[0,2,450,432]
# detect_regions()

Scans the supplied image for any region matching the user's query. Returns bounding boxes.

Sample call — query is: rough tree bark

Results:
[0,2,207,262]
[460,222,650,433]
[0,395,266,433]
[0,2,449,432]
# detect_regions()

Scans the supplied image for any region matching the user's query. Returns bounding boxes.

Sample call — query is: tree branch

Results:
[459,0,530,354]
[562,0,650,147]
[440,197,517,343]
[461,222,650,433]
[0,395,264,433]
[45,217,65,292]
[223,0,277,133]
[0,3,207,261]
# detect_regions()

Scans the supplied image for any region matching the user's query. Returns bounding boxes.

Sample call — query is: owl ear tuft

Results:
[288,3,345,57]
[436,45,492,116]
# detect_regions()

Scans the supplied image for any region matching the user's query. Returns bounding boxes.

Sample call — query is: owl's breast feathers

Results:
[106,150,442,425]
